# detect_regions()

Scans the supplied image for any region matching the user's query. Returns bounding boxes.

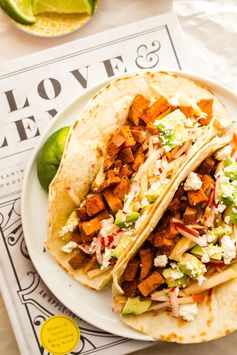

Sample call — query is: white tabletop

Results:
[1,0,237,354]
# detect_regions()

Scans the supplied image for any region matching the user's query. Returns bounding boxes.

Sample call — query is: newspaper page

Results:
[0,13,193,355]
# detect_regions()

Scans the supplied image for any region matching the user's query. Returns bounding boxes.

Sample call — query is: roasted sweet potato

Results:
[119,147,134,164]
[79,217,101,242]
[119,165,133,178]
[103,157,114,171]
[113,176,130,200]
[166,220,179,239]
[124,258,140,281]
[107,134,125,156]
[86,195,105,217]
[123,280,138,297]
[140,249,153,280]
[106,169,116,179]
[199,174,215,194]
[138,271,164,297]
[131,128,145,144]
[141,96,170,125]
[70,232,83,244]
[96,210,109,221]
[199,158,216,175]
[175,186,185,199]
[198,98,213,125]
[183,206,198,225]
[76,207,89,221]
[168,197,181,215]
[128,94,151,126]
[179,106,196,118]
[102,189,123,213]
[120,126,136,148]
[188,189,208,206]
[68,249,88,270]
[132,151,145,171]
[114,160,122,174]
[153,234,175,255]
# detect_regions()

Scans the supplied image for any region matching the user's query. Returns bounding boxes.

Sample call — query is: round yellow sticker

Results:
[40,315,80,354]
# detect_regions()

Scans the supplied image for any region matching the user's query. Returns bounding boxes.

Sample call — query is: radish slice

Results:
[134,148,163,182]
[234,225,237,252]
[176,224,207,247]
[66,186,80,206]
[170,287,180,318]
[186,224,208,231]
[207,188,215,207]
[171,140,192,159]
[148,301,170,312]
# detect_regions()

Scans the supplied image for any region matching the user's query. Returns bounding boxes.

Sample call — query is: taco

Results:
[112,132,237,343]
[46,71,232,291]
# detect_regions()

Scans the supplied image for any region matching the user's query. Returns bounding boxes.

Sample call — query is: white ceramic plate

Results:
[21,70,237,341]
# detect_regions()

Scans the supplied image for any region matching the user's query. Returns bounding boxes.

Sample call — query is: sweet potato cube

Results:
[166,220,179,239]
[199,158,216,175]
[131,128,145,144]
[198,98,213,125]
[107,134,125,156]
[120,126,136,148]
[188,189,208,206]
[76,207,89,221]
[103,157,114,171]
[119,147,134,164]
[123,280,138,297]
[102,189,123,213]
[124,258,140,281]
[114,160,122,174]
[113,176,130,200]
[128,94,151,126]
[183,206,198,225]
[199,174,215,193]
[168,197,181,215]
[132,151,145,171]
[175,186,185,199]
[141,96,170,125]
[70,232,83,244]
[138,271,164,297]
[140,248,153,280]
[179,106,196,118]
[86,195,105,217]
[119,165,133,178]
[68,250,88,270]
[79,217,101,241]
[96,210,109,221]
[106,169,116,179]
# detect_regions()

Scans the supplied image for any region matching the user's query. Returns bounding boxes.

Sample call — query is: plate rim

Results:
[21,69,237,341]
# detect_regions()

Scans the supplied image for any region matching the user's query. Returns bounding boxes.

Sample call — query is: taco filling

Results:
[58,93,216,277]
[115,138,237,322]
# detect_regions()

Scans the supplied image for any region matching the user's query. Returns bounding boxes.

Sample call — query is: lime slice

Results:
[37,126,70,192]
[33,0,95,16]
[0,0,36,25]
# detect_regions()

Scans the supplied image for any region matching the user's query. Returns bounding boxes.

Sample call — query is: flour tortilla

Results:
[113,130,237,343]
[46,71,232,291]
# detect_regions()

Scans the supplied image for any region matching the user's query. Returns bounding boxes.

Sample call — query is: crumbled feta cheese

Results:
[183,172,202,191]
[197,275,207,286]
[61,241,78,253]
[59,224,76,237]
[154,254,168,267]
[141,198,149,207]
[201,253,210,263]
[206,233,215,243]
[217,203,226,213]
[170,269,184,280]
[179,303,198,321]
[221,235,236,264]
[101,248,112,269]
[215,145,232,161]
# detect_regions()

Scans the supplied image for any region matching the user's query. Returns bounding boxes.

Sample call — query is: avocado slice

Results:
[219,179,236,205]
[147,180,169,203]
[60,210,79,242]
[162,267,189,287]
[191,244,222,260]
[179,253,206,279]
[121,297,151,315]
[115,211,140,229]
[111,232,132,258]
[224,205,237,224]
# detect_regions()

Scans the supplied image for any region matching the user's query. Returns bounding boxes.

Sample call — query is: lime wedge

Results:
[0,0,36,25]
[37,126,70,192]
[33,0,95,16]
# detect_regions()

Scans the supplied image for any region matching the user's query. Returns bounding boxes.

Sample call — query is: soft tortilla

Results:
[113,131,237,343]
[47,71,232,291]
